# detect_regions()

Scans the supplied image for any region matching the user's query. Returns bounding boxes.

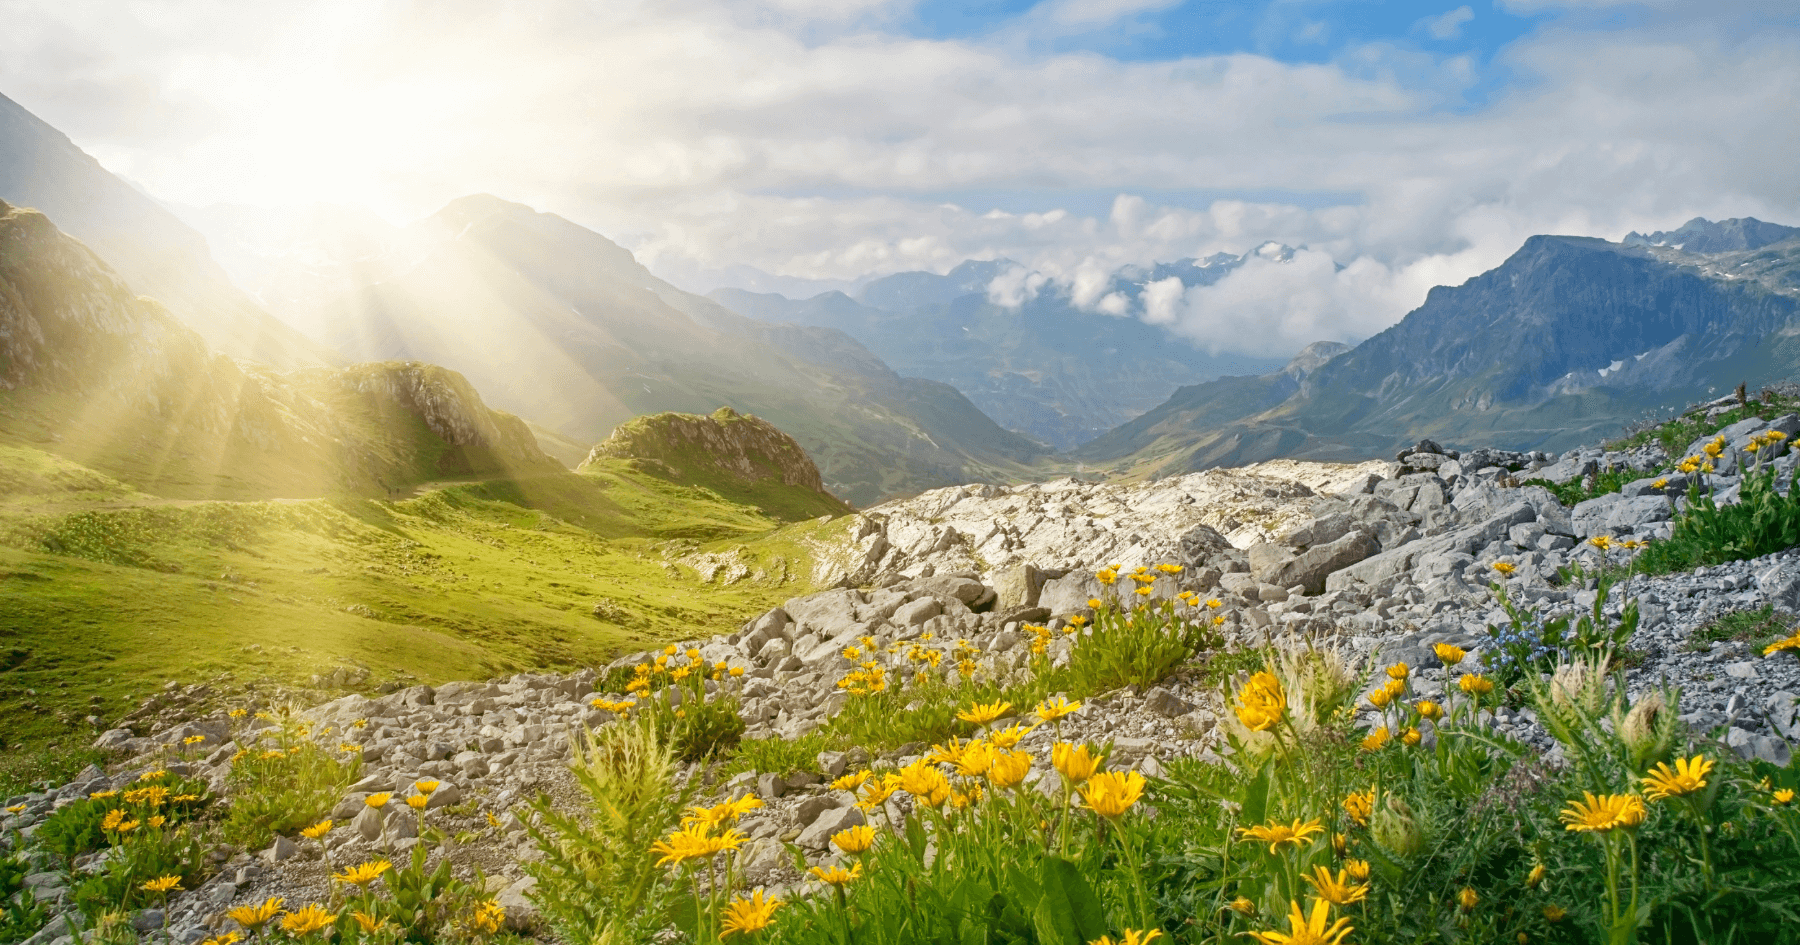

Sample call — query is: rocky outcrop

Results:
[581,407,832,495]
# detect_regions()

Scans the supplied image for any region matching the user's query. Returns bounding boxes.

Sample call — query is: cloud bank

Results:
[0,0,1794,358]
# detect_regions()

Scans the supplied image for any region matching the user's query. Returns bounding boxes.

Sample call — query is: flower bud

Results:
[1371,796,1425,859]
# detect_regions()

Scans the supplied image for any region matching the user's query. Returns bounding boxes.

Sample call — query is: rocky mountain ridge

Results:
[1082,224,1800,475]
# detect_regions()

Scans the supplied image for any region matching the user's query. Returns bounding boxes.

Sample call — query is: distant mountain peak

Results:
[1622,216,1800,254]
[1280,341,1351,378]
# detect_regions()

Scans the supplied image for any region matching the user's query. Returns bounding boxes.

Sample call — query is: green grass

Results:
[1608,387,1800,458]
[0,445,852,791]
[1683,604,1795,653]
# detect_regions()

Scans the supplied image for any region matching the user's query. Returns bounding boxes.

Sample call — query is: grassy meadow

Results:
[0,444,844,792]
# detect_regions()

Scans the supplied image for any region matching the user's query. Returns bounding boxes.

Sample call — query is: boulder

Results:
[1570,494,1671,538]
[992,563,1048,610]
[1038,571,1104,616]
[796,805,865,850]
[1254,530,1378,596]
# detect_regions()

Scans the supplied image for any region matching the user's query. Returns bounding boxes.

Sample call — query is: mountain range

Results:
[1077,218,1800,474]
[709,253,1287,450]
[222,194,1047,506]
[7,87,1800,503]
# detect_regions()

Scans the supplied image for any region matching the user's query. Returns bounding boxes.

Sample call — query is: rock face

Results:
[581,408,836,497]
[805,457,1392,588]
[0,200,559,499]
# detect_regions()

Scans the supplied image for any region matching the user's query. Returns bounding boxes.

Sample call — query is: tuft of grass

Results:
[1683,604,1795,653]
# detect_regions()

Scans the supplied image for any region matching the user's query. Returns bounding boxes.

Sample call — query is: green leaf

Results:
[1241,762,1271,827]
[1037,856,1108,945]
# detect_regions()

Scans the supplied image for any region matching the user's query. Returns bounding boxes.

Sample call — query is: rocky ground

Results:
[9,406,1800,944]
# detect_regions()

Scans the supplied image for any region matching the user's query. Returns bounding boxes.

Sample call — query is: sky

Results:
[2,0,1798,357]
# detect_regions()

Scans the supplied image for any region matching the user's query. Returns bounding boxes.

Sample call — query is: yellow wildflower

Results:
[1543,904,1567,922]
[227,898,284,932]
[280,904,337,936]
[1527,863,1546,888]
[1342,790,1374,826]
[831,825,875,855]
[1236,817,1325,854]
[335,860,392,887]
[1234,671,1286,732]
[1771,789,1794,805]
[300,820,332,840]
[1457,887,1478,912]
[1560,792,1647,833]
[365,793,391,808]
[1344,859,1371,882]
[808,863,862,887]
[1459,674,1495,697]
[1360,727,1390,751]
[1036,697,1083,722]
[1244,899,1353,945]
[958,701,1012,726]
[720,890,782,938]
[1054,742,1102,783]
[987,749,1033,790]
[1434,643,1466,665]
[1415,700,1444,722]
[141,875,182,894]
[1080,771,1146,818]
[1304,865,1368,906]
[1091,931,1162,945]
[832,771,871,792]
[406,794,430,810]
[1642,755,1714,801]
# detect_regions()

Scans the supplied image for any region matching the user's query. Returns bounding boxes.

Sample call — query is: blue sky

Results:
[909,0,1549,105]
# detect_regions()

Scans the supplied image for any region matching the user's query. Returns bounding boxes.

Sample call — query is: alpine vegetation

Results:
[7,390,1800,945]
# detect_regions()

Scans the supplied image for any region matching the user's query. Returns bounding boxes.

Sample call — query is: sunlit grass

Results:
[0,445,847,790]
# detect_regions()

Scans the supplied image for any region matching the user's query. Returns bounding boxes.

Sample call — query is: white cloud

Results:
[1423,6,1475,40]
[0,0,1794,359]
[985,264,1049,307]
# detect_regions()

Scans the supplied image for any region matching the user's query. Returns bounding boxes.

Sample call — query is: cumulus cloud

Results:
[1423,6,1475,40]
[0,0,1794,358]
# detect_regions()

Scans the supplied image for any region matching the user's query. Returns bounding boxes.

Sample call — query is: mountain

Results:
[0,200,557,499]
[246,195,1047,506]
[1624,216,1800,255]
[0,92,339,370]
[709,255,1285,450]
[1079,223,1800,474]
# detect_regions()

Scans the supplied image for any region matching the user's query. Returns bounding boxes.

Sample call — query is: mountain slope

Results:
[1080,225,1800,473]
[0,200,557,499]
[261,195,1048,505]
[710,256,1283,450]
[0,92,339,370]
